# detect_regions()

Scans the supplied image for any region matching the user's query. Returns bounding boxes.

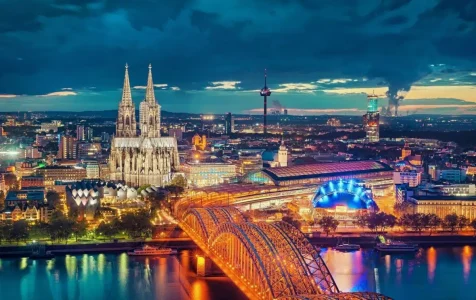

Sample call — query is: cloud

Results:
[205,81,241,90]
[170,86,180,91]
[61,87,73,90]
[41,91,77,97]
[154,84,168,88]
[0,94,17,98]
[273,83,318,93]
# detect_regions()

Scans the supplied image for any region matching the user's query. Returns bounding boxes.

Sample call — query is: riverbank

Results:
[0,238,196,257]
[309,233,476,247]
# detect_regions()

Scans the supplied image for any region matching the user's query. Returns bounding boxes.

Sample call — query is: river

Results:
[0,247,474,300]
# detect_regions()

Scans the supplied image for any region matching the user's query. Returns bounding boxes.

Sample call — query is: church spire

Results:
[121,63,132,104]
[145,63,155,103]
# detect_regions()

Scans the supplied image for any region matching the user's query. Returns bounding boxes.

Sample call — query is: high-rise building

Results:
[225,112,234,135]
[259,70,272,134]
[109,64,179,187]
[58,135,77,160]
[363,93,379,143]
[101,132,110,142]
[85,126,93,141]
[76,125,85,141]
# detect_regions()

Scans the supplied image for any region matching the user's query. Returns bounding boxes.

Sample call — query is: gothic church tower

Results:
[139,64,161,138]
[116,64,137,137]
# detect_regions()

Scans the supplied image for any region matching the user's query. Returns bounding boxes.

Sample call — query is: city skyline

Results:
[1,1,476,114]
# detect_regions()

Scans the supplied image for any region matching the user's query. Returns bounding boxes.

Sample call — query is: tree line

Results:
[306,212,476,236]
[0,209,154,244]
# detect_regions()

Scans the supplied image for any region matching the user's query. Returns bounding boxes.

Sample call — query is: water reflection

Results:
[321,246,476,300]
[0,252,245,300]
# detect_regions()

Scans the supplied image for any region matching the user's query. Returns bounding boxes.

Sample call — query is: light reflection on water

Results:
[0,251,246,300]
[0,247,474,300]
[320,246,476,300]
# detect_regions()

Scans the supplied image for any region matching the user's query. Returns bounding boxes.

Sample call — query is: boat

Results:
[375,241,419,253]
[335,243,360,251]
[375,236,418,253]
[127,245,178,256]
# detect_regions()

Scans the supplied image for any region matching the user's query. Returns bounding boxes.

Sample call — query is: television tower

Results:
[260,69,272,134]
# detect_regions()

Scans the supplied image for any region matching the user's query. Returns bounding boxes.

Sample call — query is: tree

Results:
[444,213,459,233]
[48,215,74,243]
[4,173,18,190]
[72,219,88,241]
[393,202,413,217]
[398,214,413,231]
[470,219,476,236]
[353,214,367,230]
[46,191,61,209]
[148,191,167,213]
[0,191,5,210]
[120,210,153,239]
[457,215,470,231]
[96,221,118,241]
[425,214,442,235]
[409,213,426,233]
[0,222,12,244]
[165,185,184,198]
[29,222,50,240]
[170,175,187,189]
[282,216,302,229]
[317,216,339,236]
[10,220,29,244]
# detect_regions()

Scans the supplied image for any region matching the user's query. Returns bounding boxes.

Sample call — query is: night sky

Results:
[1,0,476,115]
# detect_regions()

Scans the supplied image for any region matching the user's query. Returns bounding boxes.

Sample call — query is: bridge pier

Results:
[195,254,224,277]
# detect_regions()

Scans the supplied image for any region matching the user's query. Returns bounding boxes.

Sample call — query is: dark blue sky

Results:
[1,0,476,114]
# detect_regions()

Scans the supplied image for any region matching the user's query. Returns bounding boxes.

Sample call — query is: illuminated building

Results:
[401,141,412,159]
[236,153,263,176]
[0,127,3,137]
[76,142,102,159]
[181,162,236,187]
[261,140,288,168]
[312,179,378,224]
[21,146,41,159]
[76,125,85,140]
[58,135,77,160]
[278,140,288,167]
[225,112,234,135]
[5,190,45,206]
[0,174,5,192]
[20,176,45,189]
[245,160,393,186]
[326,118,341,127]
[109,64,179,187]
[428,165,438,180]
[259,69,272,134]
[439,168,466,183]
[40,122,60,133]
[362,93,379,143]
[85,126,93,141]
[192,133,207,150]
[86,162,100,179]
[36,166,87,186]
[408,195,476,220]
[393,170,421,187]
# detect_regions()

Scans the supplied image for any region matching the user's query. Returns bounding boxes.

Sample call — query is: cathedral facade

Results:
[109,64,179,187]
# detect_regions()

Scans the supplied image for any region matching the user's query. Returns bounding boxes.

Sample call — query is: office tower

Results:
[85,126,93,141]
[225,112,234,135]
[76,125,85,141]
[58,135,77,159]
[363,93,379,143]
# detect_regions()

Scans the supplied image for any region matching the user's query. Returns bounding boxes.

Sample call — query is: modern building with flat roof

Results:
[408,195,476,220]
[244,160,393,186]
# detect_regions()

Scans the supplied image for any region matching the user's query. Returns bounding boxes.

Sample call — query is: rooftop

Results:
[262,160,392,181]
[6,190,45,202]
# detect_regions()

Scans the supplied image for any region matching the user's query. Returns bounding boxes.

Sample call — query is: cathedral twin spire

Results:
[116,63,161,138]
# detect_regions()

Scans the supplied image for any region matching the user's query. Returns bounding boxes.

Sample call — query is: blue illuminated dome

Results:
[312,179,378,211]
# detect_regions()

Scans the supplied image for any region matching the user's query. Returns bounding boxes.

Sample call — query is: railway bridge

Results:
[178,207,391,300]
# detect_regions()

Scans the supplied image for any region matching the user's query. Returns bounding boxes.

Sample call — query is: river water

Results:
[0,247,474,300]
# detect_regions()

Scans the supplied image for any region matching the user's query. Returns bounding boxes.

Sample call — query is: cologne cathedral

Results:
[109,64,179,187]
